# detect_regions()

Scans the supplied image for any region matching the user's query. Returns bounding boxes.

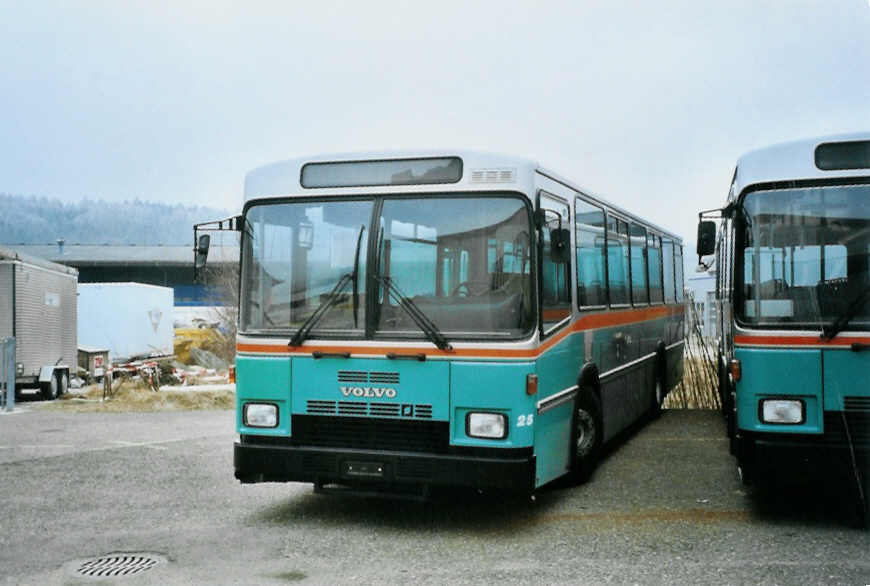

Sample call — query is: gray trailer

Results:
[0,246,77,400]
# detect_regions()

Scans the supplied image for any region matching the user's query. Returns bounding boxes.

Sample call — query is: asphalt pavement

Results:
[1,406,868,585]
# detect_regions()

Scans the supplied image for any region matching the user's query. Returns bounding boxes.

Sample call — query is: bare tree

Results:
[203,261,239,365]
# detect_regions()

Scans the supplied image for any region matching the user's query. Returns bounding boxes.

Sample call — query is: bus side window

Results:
[675,245,684,302]
[575,198,607,307]
[608,217,630,305]
[630,223,649,305]
[648,234,663,303]
[662,239,675,302]
[540,194,572,331]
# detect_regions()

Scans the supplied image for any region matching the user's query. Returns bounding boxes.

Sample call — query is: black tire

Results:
[651,375,665,419]
[57,371,69,397]
[40,375,58,401]
[569,388,603,484]
[735,436,755,486]
[727,388,737,455]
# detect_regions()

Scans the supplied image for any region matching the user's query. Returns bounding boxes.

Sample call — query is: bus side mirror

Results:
[696,221,716,257]
[549,228,571,263]
[194,234,211,271]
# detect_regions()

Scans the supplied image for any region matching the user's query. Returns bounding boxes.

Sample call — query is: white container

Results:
[77,283,174,362]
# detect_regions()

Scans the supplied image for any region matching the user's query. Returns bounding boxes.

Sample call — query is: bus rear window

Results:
[302,157,462,188]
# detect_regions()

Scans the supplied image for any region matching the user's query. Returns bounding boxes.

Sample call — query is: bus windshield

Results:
[739,183,870,330]
[241,194,534,339]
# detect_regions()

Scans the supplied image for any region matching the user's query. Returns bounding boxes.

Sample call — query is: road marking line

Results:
[0,444,75,449]
[109,440,169,451]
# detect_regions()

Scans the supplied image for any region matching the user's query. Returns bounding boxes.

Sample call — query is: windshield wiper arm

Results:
[373,275,452,351]
[289,223,367,347]
[821,285,870,341]
[352,225,365,328]
[289,273,353,347]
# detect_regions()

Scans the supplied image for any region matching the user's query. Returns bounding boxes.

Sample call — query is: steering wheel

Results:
[451,280,490,297]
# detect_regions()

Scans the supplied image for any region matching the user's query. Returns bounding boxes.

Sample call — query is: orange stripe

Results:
[542,308,572,320]
[734,334,867,347]
[237,304,682,359]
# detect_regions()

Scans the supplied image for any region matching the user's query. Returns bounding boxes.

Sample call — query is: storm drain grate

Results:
[75,553,165,579]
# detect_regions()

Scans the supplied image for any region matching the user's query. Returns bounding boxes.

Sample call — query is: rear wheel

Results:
[569,389,602,484]
[40,374,58,401]
[651,377,664,419]
[57,371,69,397]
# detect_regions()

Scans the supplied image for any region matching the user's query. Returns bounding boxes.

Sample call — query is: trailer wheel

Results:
[569,388,602,484]
[40,375,58,401]
[57,371,69,397]
[650,377,664,419]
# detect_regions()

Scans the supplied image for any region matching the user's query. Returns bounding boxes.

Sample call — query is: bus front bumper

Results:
[738,416,870,478]
[234,442,536,493]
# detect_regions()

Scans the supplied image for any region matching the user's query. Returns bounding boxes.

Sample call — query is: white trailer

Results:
[77,283,174,363]
[0,246,77,400]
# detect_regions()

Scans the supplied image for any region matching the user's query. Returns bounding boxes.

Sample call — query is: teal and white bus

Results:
[199,151,684,497]
[697,133,870,521]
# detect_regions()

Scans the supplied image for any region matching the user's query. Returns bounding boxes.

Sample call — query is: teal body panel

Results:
[291,356,450,420]
[534,331,583,486]
[235,308,684,490]
[236,355,291,437]
[822,349,870,410]
[450,361,535,448]
[734,348,823,434]
[237,354,536,447]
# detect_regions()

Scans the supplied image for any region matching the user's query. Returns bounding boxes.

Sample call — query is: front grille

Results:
[337,370,399,384]
[291,415,449,453]
[824,411,870,446]
[844,397,870,412]
[337,370,368,383]
[338,401,367,416]
[370,371,399,384]
[369,403,400,417]
[307,400,336,415]
[415,405,433,419]
[306,400,433,419]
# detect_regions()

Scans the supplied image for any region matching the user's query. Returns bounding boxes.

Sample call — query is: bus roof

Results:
[244,150,683,243]
[244,150,539,201]
[732,132,870,199]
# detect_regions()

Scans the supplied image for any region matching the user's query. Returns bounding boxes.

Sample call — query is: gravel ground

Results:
[0,408,868,585]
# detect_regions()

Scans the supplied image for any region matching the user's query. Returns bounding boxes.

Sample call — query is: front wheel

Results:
[40,374,58,401]
[58,371,69,397]
[569,389,602,484]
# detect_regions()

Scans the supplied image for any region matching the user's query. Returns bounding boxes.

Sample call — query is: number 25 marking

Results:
[517,414,534,427]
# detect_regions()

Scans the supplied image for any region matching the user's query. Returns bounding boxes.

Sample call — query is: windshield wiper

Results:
[288,272,353,347]
[821,285,870,341]
[351,225,365,328]
[372,275,452,351]
[289,224,366,348]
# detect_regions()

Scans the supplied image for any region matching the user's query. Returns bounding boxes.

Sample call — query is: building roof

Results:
[5,244,239,267]
[0,245,79,275]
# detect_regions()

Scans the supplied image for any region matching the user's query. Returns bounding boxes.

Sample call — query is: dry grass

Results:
[665,356,720,410]
[43,380,234,413]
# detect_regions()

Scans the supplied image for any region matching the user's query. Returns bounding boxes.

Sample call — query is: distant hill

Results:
[0,193,231,245]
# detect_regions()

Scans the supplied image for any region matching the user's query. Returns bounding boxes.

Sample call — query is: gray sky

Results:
[2,0,869,242]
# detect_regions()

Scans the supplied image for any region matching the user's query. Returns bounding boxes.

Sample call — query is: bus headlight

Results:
[760,399,803,424]
[466,412,507,439]
[244,403,278,428]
